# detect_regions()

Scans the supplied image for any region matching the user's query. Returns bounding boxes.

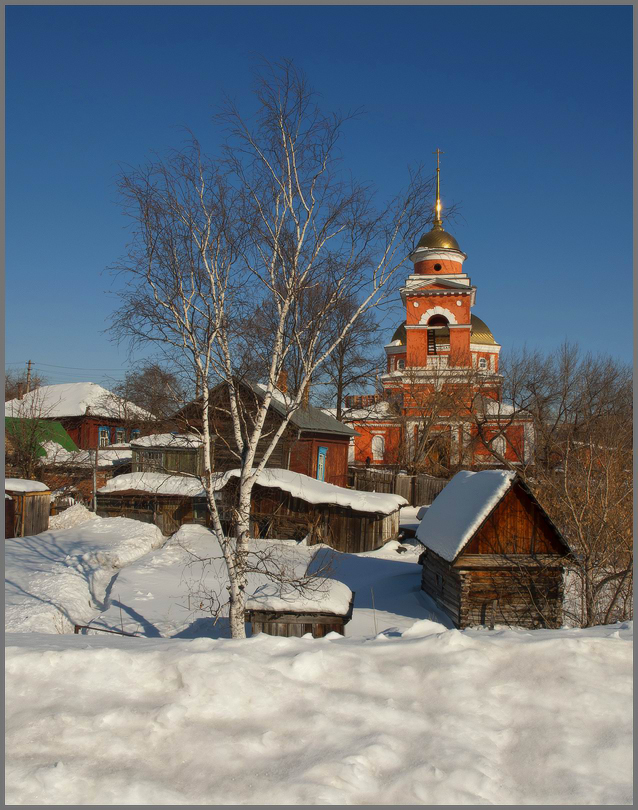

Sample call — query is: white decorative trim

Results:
[418,306,458,325]
[403,275,471,289]
[409,248,467,264]
[470,343,501,353]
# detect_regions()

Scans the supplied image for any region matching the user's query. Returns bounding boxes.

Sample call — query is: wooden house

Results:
[245,580,355,638]
[175,380,356,488]
[5,382,153,450]
[416,470,570,629]
[4,479,51,538]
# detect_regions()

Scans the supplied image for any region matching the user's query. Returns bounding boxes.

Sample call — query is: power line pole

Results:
[25,360,32,394]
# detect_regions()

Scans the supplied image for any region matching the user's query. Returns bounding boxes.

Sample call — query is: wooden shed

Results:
[245,581,355,638]
[4,478,51,538]
[218,468,406,553]
[416,470,570,629]
[96,473,209,535]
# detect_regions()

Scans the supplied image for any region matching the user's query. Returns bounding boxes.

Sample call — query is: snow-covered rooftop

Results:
[324,401,393,421]
[98,473,206,497]
[5,478,50,493]
[227,468,407,515]
[131,433,202,449]
[98,467,406,514]
[40,441,132,469]
[5,382,153,420]
[246,578,353,616]
[416,470,516,561]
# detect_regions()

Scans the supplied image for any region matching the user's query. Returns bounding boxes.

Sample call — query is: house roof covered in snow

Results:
[415,470,517,562]
[5,478,50,494]
[131,433,203,449]
[41,442,132,469]
[5,383,153,421]
[98,473,206,497]
[98,467,406,514]
[225,468,406,515]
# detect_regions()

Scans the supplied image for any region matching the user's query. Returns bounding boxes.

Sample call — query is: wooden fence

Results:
[348,468,448,506]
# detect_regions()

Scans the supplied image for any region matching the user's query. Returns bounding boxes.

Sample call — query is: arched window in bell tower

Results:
[426,315,450,355]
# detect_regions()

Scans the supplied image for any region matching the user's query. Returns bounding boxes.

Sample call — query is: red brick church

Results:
[345,153,533,475]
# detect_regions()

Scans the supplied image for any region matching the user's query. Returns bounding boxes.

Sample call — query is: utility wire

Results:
[5,361,134,371]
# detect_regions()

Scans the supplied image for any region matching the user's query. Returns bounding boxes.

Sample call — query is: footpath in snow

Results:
[5,621,632,805]
[5,507,164,634]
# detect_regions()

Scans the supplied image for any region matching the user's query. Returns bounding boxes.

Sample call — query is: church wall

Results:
[349,422,401,466]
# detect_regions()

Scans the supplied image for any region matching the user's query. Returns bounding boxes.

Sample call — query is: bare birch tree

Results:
[110,61,433,638]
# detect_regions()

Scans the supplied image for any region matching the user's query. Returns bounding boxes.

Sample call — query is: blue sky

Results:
[6,5,633,388]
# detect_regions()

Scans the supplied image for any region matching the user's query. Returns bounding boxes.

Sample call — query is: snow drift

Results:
[5,622,632,805]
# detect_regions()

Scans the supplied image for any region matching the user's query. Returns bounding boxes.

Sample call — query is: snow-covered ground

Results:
[5,514,164,634]
[6,622,632,805]
[5,511,633,804]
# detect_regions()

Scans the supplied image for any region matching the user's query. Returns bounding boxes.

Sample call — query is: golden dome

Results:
[389,315,496,347]
[416,222,462,252]
[470,315,496,345]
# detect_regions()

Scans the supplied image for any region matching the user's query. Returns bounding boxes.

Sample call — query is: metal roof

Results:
[247,382,357,437]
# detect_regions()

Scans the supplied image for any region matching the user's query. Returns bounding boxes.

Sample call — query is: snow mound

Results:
[49,504,100,530]
[4,622,632,805]
[5,518,165,634]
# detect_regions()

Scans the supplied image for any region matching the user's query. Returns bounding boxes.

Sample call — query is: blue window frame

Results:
[130,429,140,440]
[98,426,111,448]
[316,446,328,482]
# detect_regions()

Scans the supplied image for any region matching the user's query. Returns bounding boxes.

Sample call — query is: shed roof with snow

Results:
[5,478,51,494]
[98,467,406,515]
[246,579,353,616]
[415,470,568,562]
[130,433,203,449]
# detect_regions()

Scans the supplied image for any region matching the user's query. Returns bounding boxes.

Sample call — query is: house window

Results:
[371,435,385,461]
[316,446,328,481]
[479,357,488,370]
[115,428,126,444]
[98,427,111,448]
[130,429,140,440]
[143,450,163,471]
[492,435,507,456]
[397,359,405,370]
